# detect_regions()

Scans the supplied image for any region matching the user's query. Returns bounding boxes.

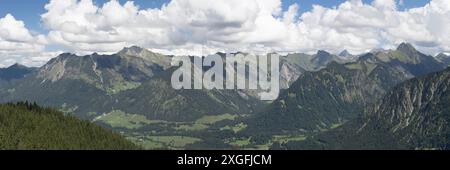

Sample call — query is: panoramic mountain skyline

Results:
[2,1,450,168]
[1,0,448,68]
[1,41,447,150]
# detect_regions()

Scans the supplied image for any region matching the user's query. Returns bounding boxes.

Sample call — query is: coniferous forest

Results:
[0,102,139,150]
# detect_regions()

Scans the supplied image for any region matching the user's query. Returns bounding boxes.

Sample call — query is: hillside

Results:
[0,64,36,81]
[245,43,445,135]
[279,50,351,88]
[0,102,139,150]
[276,67,450,150]
[110,67,264,121]
[436,53,450,66]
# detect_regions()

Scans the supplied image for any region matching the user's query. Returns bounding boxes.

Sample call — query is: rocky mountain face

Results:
[38,47,171,94]
[117,46,172,69]
[339,50,352,58]
[338,50,359,61]
[0,47,174,119]
[215,50,349,90]
[436,53,450,66]
[246,43,445,135]
[275,67,450,150]
[0,47,263,122]
[279,56,307,89]
[372,43,445,76]
[108,67,264,122]
[365,67,450,149]
[279,50,351,88]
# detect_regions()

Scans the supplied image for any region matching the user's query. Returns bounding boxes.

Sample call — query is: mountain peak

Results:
[397,42,417,53]
[436,53,450,66]
[312,50,337,67]
[8,63,27,69]
[118,46,148,56]
[215,52,227,57]
[317,50,331,56]
[49,53,77,63]
[436,53,448,58]
[126,45,144,51]
[370,48,388,54]
[56,52,77,58]
[339,50,352,57]
[0,63,35,81]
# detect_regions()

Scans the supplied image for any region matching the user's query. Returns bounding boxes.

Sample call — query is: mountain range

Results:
[0,42,449,150]
[244,43,445,135]
[275,67,450,150]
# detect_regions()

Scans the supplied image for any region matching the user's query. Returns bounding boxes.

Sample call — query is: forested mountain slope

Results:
[0,102,139,150]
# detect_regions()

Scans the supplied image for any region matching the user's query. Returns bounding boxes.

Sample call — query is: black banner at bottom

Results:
[0,150,448,169]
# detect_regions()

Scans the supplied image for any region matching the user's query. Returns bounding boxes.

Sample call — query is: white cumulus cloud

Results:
[41,0,293,55]
[0,14,54,67]
[40,0,450,56]
[296,0,450,54]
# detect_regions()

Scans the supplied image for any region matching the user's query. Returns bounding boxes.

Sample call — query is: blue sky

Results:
[0,0,171,34]
[0,0,430,34]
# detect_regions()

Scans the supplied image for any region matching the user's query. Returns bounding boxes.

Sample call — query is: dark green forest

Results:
[0,102,139,150]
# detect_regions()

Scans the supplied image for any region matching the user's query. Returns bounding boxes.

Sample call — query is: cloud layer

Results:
[0,14,55,67]
[297,0,450,54]
[41,0,450,56]
[2,0,450,67]
[41,0,291,55]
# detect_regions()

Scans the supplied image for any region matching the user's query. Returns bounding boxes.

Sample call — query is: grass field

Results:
[173,113,239,131]
[174,123,209,131]
[220,122,247,133]
[195,113,238,124]
[127,135,202,149]
[225,137,252,147]
[94,110,166,129]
